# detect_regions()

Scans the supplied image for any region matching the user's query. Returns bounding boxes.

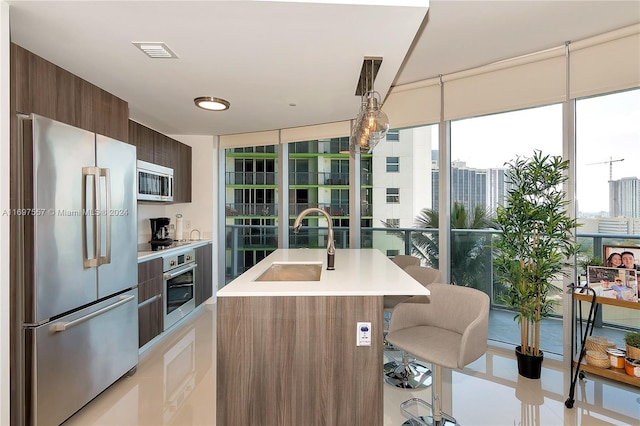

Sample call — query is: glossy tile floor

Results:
[64,303,640,426]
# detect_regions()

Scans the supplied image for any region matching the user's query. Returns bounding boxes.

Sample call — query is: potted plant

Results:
[624,331,640,361]
[493,150,580,379]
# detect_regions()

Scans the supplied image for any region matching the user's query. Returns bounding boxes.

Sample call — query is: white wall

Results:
[1,2,9,423]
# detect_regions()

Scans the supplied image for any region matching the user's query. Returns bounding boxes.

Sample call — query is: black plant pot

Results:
[515,345,544,379]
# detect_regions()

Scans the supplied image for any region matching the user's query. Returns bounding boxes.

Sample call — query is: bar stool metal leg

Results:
[384,351,432,389]
[399,366,457,425]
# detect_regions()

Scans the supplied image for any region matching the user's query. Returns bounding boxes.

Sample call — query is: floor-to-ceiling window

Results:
[575,88,640,333]
[224,145,278,282]
[451,104,564,353]
[364,125,439,262]
[289,137,351,250]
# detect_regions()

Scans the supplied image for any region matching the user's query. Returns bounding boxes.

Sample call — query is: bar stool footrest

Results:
[400,398,458,426]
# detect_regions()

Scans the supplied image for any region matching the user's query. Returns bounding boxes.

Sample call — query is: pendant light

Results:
[349,57,389,157]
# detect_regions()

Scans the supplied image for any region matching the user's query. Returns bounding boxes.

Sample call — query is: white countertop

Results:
[137,239,211,262]
[217,248,430,297]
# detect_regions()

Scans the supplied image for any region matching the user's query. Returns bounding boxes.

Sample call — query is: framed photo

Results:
[602,244,640,270]
[587,265,638,302]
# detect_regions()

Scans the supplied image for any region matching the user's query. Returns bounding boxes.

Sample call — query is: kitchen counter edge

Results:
[217,248,430,297]
[137,240,212,263]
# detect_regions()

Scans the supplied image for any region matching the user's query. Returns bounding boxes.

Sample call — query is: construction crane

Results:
[587,157,624,181]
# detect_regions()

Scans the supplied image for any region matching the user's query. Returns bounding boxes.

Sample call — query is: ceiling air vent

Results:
[132,42,178,59]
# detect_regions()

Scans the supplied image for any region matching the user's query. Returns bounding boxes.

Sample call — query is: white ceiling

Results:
[7,1,640,137]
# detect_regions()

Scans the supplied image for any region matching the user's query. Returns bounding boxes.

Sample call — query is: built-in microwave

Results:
[137,160,174,202]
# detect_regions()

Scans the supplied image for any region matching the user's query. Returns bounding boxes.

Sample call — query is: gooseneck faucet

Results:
[293,207,335,270]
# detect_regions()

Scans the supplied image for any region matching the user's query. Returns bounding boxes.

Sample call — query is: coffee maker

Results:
[149,217,173,251]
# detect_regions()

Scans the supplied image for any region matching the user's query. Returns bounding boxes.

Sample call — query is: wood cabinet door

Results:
[138,258,163,292]
[138,295,163,348]
[153,134,179,169]
[137,258,163,347]
[177,142,192,203]
[195,244,213,306]
[128,120,155,162]
[92,86,128,142]
[11,43,128,141]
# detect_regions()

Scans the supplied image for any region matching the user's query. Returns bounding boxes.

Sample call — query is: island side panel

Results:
[217,295,383,426]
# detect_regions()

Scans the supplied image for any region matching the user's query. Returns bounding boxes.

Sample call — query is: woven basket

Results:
[585,336,616,353]
[626,344,640,361]
[585,350,610,368]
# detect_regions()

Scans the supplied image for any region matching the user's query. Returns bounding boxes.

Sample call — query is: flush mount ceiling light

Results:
[349,57,390,157]
[194,97,230,111]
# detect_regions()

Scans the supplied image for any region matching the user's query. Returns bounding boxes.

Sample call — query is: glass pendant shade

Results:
[349,91,389,155]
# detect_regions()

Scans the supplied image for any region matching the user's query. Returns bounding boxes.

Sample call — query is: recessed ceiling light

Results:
[194,97,230,111]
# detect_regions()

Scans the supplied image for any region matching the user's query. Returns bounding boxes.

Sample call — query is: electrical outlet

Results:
[185,220,191,229]
[356,322,372,346]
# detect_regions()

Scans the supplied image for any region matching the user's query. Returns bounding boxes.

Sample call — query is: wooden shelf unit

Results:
[573,361,640,387]
[569,289,640,394]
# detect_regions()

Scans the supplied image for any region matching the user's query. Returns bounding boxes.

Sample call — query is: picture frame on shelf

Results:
[603,244,640,270]
[587,265,638,302]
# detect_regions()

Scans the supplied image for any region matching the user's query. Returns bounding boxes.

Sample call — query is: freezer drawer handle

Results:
[51,294,135,332]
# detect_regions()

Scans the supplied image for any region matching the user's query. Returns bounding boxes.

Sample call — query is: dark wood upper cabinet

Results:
[128,120,192,203]
[28,52,57,119]
[128,120,154,163]
[178,142,193,203]
[11,43,129,142]
[92,85,128,142]
[12,43,30,115]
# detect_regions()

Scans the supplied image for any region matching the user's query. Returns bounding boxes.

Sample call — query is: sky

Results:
[449,89,640,214]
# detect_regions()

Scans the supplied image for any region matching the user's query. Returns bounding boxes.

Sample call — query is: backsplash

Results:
[137,203,213,244]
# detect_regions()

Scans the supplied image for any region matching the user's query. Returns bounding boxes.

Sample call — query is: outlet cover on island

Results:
[356,322,371,346]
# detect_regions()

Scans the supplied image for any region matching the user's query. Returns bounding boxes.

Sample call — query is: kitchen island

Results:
[216,249,429,426]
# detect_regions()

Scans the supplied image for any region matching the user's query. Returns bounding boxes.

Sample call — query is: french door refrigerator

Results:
[13,114,138,425]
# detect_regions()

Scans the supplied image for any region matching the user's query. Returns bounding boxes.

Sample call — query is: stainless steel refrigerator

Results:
[13,114,139,425]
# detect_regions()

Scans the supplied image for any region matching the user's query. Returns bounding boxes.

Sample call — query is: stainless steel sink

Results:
[255,262,322,281]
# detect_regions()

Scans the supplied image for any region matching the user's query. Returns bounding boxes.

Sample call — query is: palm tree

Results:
[385,201,497,289]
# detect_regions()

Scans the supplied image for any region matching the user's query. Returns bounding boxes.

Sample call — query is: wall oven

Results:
[137,160,174,202]
[162,248,197,330]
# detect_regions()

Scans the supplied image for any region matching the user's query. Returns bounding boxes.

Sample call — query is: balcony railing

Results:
[289,171,350,186]
[225,203,277,216]
[226,171,276,185]
[288,203,350,217]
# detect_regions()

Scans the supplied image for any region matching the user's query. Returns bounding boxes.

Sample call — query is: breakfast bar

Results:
[216,248,429,426]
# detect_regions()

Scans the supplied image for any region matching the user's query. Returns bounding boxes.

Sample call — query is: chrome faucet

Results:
[293,207,335,270]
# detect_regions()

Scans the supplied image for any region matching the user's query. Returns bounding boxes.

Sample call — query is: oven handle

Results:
[164,263,198,280]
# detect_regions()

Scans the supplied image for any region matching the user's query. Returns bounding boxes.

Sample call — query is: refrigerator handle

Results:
[99,167,112,266]
[82,167,100,268]
[50,295,135,332]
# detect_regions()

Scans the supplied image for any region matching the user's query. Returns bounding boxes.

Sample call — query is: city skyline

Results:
[449,90,640,215]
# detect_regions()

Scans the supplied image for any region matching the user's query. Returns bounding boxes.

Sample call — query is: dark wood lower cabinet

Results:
[195,243,213,306]
[138,294,163,348]
[138,258,163,348]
